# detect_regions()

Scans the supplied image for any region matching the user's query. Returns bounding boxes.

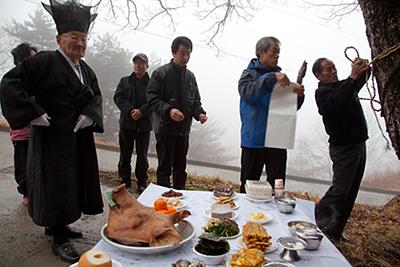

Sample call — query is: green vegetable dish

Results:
[203,218,240,237]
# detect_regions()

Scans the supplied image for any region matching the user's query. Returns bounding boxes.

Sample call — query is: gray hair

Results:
[255,36,280,58]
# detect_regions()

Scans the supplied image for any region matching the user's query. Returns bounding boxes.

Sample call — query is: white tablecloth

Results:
[94,183,351,267]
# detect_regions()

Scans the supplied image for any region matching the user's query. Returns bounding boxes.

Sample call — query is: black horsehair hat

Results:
[42,0,97,35]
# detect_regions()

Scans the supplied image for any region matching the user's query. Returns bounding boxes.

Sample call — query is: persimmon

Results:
[154,198,168,211]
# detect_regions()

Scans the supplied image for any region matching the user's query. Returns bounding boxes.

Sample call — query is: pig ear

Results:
[171,210,191,224]
[113,184,128,193]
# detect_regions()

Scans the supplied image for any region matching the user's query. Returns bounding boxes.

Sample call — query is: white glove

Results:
[31,113,51,126]
[73,114,93,133]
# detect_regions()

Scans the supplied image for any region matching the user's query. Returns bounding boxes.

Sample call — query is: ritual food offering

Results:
[78,250,112,267]
[210,203,233,219]
[287,221,317,235]
[162,189,183,198]
[248,212,272,224]
[105,184,191,247]
[214,196,238,209]
[213,184,234,197]
[153,198,177,214]
[166,198,185,209]
[193,233,230,265]
[245,180,272,200]
[242,222,272,252]
[202,218,240,238]
[229,248,265,267]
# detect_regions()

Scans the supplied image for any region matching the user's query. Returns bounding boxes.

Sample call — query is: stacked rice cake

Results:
[245,180,272,200]
[242,222,271,252]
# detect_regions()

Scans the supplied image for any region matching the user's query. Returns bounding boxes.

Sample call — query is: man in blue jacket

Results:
[313,57,370,240]
[238,36,304,193]
[114,53,151,193]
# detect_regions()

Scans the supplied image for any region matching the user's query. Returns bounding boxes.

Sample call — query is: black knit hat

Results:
[42,0,97,35]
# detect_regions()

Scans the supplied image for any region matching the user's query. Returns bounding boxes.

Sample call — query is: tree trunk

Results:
[358,0,400,159]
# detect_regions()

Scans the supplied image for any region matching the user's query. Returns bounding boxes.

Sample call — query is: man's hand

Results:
[31,113,51,126]
[130,109,142,121]
[275,73,290,87]
[350,58,369,80]
[170,108,184,122]
[73,114,93,133]
[199,113,208,124]
[293,84,305,96]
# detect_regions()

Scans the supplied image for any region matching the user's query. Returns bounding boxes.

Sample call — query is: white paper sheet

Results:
[265,82,298,149]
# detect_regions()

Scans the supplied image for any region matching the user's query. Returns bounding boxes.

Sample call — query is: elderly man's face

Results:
[173,45,191,67]
[317,60,338,83]
[57,31,87,63]
[260,42,280,68]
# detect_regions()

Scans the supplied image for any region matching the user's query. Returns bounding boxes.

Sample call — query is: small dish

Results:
[203,227,242,240]
[193,246,229,265]
[212,192,238,200]
[287,221,318,235]
[166,198,186,210]
[213,198,239,210]
[237,237,278,254]
[161,189,184,199]
[69,259,123,267]
[245,194,273,203]
[248,212,273,224]
[204,209,238,220]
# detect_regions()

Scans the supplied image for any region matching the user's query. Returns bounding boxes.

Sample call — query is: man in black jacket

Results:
[313,57,370,241]
[147,36,207,189]
[114,53,151,193]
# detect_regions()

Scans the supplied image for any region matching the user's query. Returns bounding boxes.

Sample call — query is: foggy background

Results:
[0,0,399,193]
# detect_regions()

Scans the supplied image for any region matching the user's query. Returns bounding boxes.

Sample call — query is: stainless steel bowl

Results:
[263,262,294,267]
[295,229,323,250]
[287,220,318,235]
[275,194,296,214]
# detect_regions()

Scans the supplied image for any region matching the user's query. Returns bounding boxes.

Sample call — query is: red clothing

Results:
[10,124,31,141]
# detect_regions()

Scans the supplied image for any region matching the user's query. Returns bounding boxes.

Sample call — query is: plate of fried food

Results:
[226,248,267,267]
[213,196,239,210]
[238,221,277,254]
[247,212,272,224]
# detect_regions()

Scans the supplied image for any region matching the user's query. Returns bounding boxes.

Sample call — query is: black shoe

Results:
[45,226,83,239]
[52,241,80,263]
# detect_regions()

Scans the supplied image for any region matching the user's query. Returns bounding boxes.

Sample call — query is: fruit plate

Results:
[100,220,195,254]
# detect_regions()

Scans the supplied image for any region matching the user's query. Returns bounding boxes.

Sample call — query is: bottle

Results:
[274,179,284,198]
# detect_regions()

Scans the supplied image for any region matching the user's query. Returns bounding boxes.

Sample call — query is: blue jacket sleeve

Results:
[238,69,277,104]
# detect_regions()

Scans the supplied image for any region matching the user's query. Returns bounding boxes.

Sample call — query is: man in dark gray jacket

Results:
[114,53,151,193]
[147,36,207,189]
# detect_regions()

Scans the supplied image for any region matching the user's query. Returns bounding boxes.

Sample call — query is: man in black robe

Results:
[0,0,103,263]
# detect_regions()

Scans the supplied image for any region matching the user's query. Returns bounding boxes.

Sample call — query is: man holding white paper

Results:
[238,36,304,193]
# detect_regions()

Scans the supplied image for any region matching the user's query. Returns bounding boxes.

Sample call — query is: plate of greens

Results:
[202,218,241,239]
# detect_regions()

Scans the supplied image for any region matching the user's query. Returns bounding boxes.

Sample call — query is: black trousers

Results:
[13,140,29,196]
[240,147,287,193]
[315,142,366,236]
[155,134,189,190]
[117,128,150,187]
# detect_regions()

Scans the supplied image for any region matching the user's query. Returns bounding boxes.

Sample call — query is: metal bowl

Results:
[275,194,296,214]
[295,229,323,250]
[287,220,318,235]
[263,262,295,267]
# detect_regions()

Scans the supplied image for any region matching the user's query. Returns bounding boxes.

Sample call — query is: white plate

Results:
[165,198,186,210]
[237,237,279,254]
[204,209,238,220]
[161,190,185,199]
[212,199,239,210]
[212,192,238,200]
[247,212,273,224]
[69,259,123,267]
[245,194,273,203]
[101,220,195,254]
[202,227,242,240]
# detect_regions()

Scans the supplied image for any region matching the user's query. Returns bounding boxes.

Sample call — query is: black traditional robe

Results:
[0,50,104,226]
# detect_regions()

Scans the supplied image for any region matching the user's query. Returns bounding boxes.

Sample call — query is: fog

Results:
[0,0,399,190]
